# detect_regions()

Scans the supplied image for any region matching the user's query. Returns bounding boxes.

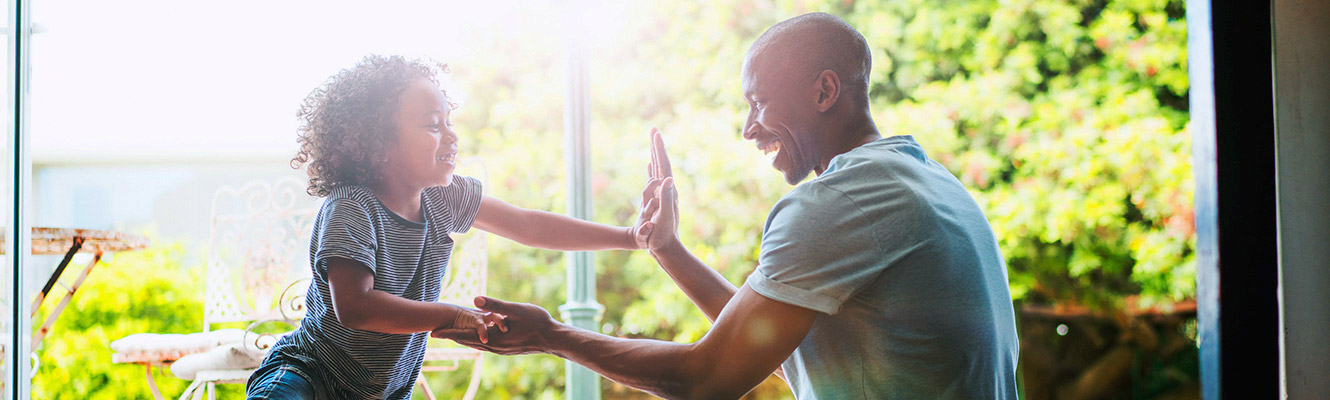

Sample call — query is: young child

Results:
[246,55,659,399]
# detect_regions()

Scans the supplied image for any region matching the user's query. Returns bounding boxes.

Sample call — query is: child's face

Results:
[383,79,459,189]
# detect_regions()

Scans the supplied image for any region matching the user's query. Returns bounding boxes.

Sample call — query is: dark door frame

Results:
[1190,0,1281,398]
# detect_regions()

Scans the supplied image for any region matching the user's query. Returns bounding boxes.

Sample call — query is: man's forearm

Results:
[545,323,733,399]
[649,239,738,322]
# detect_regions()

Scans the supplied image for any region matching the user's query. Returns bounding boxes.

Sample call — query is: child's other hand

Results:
[449,307,508,344]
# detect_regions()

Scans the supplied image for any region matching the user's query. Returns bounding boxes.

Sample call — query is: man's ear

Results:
[814,70,841,113]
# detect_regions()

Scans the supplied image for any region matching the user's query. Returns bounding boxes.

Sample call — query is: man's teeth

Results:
[762,141,782,155]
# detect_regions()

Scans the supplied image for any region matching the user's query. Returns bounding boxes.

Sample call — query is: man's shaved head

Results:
[747,12,872,106]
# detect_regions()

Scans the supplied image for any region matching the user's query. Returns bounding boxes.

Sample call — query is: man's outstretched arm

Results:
[649,231,737,322]
[639,129,739,321]
[436,285,817,399]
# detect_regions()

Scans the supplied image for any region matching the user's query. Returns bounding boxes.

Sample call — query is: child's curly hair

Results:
[291,55,449,197]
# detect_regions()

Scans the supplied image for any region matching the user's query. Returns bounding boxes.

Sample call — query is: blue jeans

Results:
[246,358,316,400]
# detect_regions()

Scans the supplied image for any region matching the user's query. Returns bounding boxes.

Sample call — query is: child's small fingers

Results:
[639,222,654,238]
[478,325,489,344]
[641,178,662,200]
[643,197,660,215]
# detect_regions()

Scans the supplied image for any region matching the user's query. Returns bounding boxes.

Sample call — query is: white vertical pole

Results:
[558,1,603,399]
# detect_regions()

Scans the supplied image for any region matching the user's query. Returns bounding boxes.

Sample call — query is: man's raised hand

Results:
[630,128,680,251]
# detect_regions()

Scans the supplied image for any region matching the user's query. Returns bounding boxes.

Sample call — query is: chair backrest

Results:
[203,177,319,332]
[438,230,487,306]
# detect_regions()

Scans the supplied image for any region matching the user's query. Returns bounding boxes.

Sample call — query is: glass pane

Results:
[3,0,14,397]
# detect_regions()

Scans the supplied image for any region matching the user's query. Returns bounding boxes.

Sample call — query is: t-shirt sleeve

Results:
[312,197,378,280]
[437,176,484,233]
[745,181,887,315]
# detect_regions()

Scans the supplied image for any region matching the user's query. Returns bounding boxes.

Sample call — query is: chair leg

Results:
[206,382,216,400]
[145,364,167,400]
[417,372,437,400]
[462,354,484,400]
[178,379,203,400]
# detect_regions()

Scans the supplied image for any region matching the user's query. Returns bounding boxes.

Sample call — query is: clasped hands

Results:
[433,128,678,353]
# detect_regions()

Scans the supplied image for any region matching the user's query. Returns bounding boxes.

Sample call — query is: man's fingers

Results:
[648,127,660,179]
[652,130,673,178]
[659,178,677,220]
[474,296,515,314]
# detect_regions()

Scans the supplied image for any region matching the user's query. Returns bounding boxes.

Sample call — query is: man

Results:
[436,12,1019,399]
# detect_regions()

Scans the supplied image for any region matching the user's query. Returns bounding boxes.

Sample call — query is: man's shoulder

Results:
[818,136,929,182]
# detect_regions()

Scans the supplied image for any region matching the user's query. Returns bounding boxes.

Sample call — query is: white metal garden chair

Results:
[110,177,318,400]
[177,176,318,400]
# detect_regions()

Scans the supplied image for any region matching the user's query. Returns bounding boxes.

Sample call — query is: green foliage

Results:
[848,0,1193,309]
[31,238,247,399]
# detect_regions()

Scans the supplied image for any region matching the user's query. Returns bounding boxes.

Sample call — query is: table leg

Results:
[32,252,101,347]
[146,364,167,400]
[30,237,84,317]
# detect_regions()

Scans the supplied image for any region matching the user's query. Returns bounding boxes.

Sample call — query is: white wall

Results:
[26,158,315,294]
[1274,0,1330,398]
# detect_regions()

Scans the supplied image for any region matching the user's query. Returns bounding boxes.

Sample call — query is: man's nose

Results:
[742,115,759,140]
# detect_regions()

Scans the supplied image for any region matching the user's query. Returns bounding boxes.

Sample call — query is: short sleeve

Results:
[312,197,378,279]
[435,176,484,233]
[746,181,887,315]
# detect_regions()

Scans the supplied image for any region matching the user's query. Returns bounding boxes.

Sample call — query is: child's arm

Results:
[326,257,506,339]
[473,196,646,251]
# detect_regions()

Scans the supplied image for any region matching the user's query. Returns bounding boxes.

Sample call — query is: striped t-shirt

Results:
[267,176,482,399]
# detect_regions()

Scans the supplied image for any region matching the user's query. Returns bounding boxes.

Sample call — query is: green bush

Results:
[31,237,246,399]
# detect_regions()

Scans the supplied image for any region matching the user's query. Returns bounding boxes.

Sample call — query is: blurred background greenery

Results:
[29,0,1193,398]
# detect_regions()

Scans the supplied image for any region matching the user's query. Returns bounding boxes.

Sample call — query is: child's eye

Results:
[427,123,441,131]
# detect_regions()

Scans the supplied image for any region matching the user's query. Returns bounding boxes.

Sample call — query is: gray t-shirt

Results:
[745,136,1019,399]
[269,177,482,399]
